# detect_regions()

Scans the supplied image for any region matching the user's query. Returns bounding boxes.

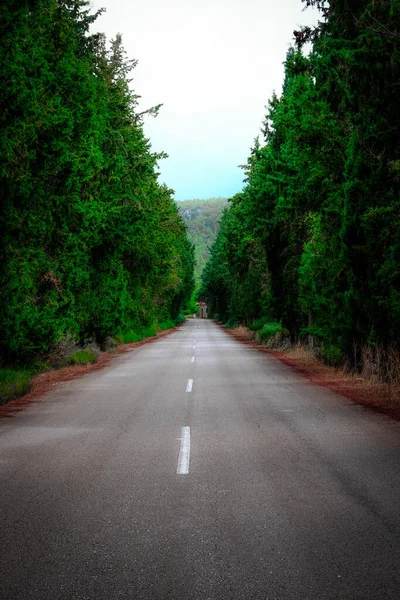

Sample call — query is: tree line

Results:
[0,0,194,363]
[200,0,400,366]
[177,198,227,283]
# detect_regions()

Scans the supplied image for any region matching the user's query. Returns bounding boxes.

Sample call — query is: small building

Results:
[196,301,208,319]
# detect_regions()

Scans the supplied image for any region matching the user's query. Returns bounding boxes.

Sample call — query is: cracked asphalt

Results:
[1,319,400,599]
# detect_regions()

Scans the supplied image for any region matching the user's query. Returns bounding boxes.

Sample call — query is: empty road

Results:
[1,319,400,599]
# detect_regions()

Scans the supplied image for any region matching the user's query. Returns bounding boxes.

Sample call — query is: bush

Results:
[119,324,158,344]
[158,319,175,331]
[175,313,185,325]
[258,322,286,342]
[69,349,98,366]
[141,324,158,338]
[120,330,142,343]
[249,316,273,331]
[0,369,32,405]
[322,345,344,367]
[225,318,239,329]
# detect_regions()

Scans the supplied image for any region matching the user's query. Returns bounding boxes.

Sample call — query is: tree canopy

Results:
[0,0,194,362]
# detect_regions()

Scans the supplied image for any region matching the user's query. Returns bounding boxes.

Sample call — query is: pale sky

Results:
[90,0,318,200]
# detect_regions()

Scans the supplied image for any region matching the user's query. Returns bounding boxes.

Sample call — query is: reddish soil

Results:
[220,323,400,422]
[0,326,181,420]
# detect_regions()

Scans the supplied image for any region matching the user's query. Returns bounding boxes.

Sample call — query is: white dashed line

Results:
[177,426,191,475]
[191,356,195,363]
[186,379,193,392]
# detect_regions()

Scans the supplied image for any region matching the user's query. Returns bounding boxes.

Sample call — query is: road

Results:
[1,319,400,599]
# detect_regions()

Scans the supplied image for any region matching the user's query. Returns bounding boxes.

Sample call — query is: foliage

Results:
[249,317,274,331]
[177,198,227,283]
[0,0,194,364]
[258,322,286,342]
[201,0,400,364]
[69,349,97,365]
[321,346,344,368]
[0,369,32,405]
[119,315,182,344]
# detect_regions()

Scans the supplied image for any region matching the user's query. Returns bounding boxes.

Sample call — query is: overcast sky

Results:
[90,0,319,200]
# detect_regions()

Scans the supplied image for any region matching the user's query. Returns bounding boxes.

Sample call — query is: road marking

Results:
[177,426,191,475]
[192,345,196,349]
[191,356,195,363]
[186,379,193,392]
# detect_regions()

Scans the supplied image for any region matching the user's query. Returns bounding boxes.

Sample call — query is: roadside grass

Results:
[0,368,33,405]
[119,324,158,344]
[69,348,98,365]
[119,316,183,344]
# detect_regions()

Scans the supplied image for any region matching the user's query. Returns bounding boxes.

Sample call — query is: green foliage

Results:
[183,291,199,316]
[119,316,182,344]
[173,313,185,326]
[0,369,32,405]
[249,317,274,331]
[158,319,175,331]
[177,198,227,283]
[0,1,194,364]
[225,318,239,329]
[69,349,97,366]
[201,0,400,363]
[321,346,344,368]
[119,325,157,344]
[258,323,287,343]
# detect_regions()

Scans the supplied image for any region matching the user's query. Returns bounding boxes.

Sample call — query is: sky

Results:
[90,0,319,200]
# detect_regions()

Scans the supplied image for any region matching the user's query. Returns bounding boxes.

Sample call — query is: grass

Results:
[119,317,181,344]
[0,368,32,405]
[69,348,97,365]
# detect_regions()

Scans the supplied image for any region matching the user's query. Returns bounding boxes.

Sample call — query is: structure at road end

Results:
[196,301,208,319]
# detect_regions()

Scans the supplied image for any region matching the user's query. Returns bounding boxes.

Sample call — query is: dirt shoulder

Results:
[220,323,400,422]
[0,326,180,420]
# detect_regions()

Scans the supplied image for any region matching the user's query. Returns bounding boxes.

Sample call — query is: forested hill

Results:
[201,0,400,373]
[0,1,194,364]
[177,198,227,283]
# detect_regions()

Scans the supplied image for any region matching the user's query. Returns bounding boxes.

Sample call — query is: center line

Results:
[177,426,191,475]
[191,356,195,363]
[186,378,193,392]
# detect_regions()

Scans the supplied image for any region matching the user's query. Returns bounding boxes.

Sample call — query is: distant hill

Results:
[177,198,228,283]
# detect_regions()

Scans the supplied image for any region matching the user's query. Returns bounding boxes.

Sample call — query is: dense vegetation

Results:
[201,0,400,367]
[0,0,194,368]
[177,198,227,283]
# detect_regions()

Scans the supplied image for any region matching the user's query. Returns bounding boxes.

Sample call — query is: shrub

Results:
[159,319,175,331]
[225,318,239,329]
[249,316,273,331]
[322,345,344,367]
[258,322,286,342]
[0,369,32,405]
[69,349,97,366]
[119,323,158,344]
[120,330,142,343]
[141,324,158,338]
[174,313,185,325]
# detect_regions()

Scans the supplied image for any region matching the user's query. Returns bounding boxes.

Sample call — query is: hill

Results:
[177,198,227,284]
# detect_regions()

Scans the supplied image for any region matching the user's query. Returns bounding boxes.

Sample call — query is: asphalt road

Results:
[1,319,400,599]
